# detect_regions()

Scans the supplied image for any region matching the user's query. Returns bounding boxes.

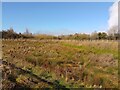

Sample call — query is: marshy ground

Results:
[1,39,118,89]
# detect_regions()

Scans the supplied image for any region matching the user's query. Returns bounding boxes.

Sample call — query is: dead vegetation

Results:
[2,39,118,89]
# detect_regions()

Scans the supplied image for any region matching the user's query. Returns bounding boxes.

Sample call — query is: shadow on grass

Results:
[2,59,69,90]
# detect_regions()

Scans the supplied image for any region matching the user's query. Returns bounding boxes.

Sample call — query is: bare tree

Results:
[107,26,118,36]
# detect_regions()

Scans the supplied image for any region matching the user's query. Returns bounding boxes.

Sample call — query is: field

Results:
[2,39,118,89]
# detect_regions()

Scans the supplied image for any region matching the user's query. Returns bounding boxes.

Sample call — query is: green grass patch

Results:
[61,42,118,58]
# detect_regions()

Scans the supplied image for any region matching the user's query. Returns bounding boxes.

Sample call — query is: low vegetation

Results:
[2,38,118,89]
[1,28,119,40]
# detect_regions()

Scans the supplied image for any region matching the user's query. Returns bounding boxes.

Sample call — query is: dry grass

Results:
[2,39,118,89]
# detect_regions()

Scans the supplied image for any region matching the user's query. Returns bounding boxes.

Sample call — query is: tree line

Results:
[0,28,119,40]
[0,28,33,39]
[58,31,119,40]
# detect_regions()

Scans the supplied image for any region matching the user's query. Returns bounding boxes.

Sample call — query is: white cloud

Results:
[108,1,118,30]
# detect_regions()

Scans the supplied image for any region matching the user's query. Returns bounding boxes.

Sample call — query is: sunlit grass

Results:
[2,39,118,88]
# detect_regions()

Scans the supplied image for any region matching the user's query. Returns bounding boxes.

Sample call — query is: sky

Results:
[2,2,113,35]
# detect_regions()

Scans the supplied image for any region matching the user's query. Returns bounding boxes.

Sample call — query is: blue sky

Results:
[2,2,113,35]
